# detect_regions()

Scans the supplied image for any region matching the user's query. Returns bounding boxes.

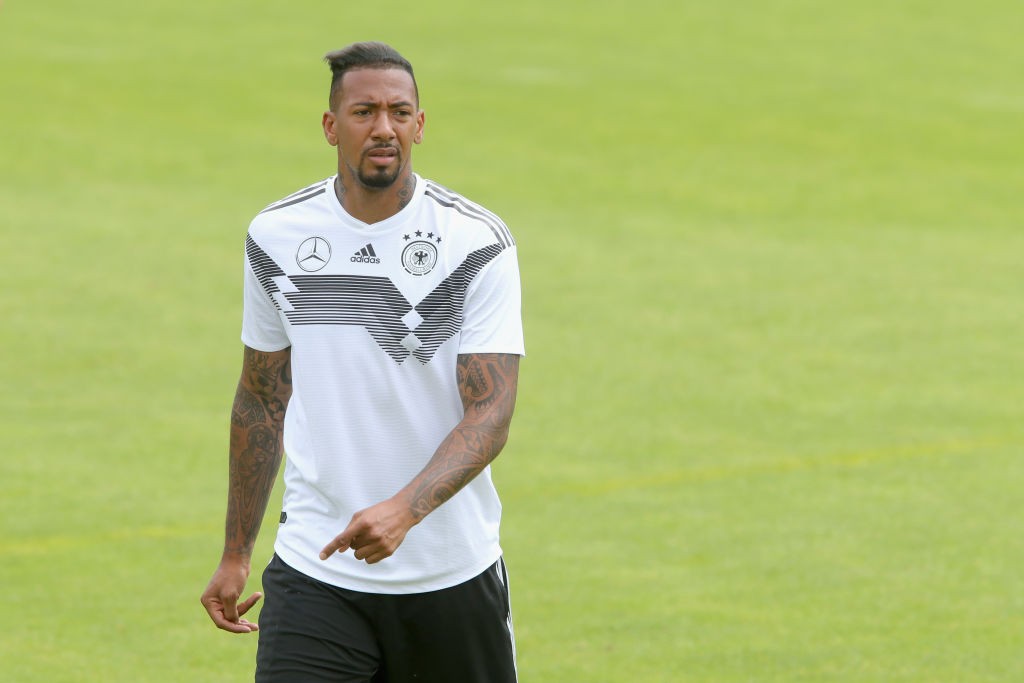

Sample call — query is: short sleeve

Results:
[240,252,291,352]
[459,245,525,356]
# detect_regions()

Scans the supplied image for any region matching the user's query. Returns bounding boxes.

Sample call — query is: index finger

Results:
[319,532,352,560]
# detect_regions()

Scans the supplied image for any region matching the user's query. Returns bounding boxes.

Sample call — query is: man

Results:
[200,42,524,682]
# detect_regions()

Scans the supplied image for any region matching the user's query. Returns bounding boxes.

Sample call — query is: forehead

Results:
[337,67,417,105]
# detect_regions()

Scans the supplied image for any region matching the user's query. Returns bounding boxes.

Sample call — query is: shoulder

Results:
[248,177,333,239]
[258,178,332,216]
[419,178,516,248]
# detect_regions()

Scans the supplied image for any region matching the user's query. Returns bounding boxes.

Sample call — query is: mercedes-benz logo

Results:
[296,236,332,272]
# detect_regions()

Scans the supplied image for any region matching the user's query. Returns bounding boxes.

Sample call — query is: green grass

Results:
[2,1,1022,681]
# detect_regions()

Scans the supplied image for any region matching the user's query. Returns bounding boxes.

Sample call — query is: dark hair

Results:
[323,42,418,109]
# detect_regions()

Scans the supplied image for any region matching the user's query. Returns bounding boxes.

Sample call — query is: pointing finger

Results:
[319,534,351,560]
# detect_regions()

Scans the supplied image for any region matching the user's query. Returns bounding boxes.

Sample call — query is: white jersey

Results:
[241,173,525,594]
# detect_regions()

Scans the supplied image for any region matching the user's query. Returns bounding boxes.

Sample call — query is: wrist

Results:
[381,490,415,525]
[220,549,253,568]
[395,490,429,526]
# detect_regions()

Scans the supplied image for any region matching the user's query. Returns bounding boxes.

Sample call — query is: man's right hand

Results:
[200,557,262,633]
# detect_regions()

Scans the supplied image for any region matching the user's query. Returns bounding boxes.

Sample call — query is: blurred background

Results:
[2,1,1022,680]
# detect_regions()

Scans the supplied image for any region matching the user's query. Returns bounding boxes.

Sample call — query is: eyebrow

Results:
[350,100,416,109]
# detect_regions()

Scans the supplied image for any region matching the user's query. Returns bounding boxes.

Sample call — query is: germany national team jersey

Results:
[241,173,525,594]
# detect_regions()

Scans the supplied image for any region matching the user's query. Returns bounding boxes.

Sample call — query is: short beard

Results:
[357,166,400,188]
[351,152,402,189]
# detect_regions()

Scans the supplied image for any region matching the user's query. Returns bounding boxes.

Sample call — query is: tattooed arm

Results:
[201,345,292,633]
[319,353,520,564]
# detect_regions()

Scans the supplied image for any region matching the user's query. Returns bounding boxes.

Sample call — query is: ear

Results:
[413,109,425,145]
[322,111,338,146]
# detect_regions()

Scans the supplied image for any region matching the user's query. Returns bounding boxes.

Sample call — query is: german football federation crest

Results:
[402,240,438,276]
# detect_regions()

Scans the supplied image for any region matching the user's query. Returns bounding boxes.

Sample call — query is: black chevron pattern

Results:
[246,237,506,364]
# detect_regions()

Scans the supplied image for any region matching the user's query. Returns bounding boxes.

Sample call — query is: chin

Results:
[358,167,401,189]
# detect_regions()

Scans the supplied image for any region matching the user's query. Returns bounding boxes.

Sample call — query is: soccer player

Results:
[200,42,524,682]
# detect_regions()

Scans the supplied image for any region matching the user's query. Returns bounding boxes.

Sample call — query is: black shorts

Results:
[255,554,518,683]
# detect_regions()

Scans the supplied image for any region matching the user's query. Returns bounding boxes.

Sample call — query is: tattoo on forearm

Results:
[225,348,292,555]
[230,390,266,428]
[407,354,519,521]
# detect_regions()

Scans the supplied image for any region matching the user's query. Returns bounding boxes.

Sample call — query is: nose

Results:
[370,111,395,140]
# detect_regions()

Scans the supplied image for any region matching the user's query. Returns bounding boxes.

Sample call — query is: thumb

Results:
[237,591,263,617]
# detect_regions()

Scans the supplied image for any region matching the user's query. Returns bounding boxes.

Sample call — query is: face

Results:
[322,67,425,190]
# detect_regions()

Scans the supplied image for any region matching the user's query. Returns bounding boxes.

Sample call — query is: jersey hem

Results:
[273,542,504,595]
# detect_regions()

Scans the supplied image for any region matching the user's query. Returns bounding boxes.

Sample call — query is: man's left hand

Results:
[319,497,416,564]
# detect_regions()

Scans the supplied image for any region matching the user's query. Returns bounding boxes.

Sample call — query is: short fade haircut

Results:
[323,42,418,110]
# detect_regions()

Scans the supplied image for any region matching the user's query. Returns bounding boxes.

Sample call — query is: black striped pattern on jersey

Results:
[409,242,504,363]
[259,179,330,214]
[423,182,515,248]
[246,235,285,309]
[245,237,507,364]
[285,274,412,362]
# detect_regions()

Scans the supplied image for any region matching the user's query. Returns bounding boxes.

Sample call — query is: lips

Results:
[367,147,398,160]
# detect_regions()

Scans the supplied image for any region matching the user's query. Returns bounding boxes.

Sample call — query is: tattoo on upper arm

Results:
[457,353,519,414]
[236,348,290,419]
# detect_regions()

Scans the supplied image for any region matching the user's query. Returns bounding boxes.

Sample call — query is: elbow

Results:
[488,413,514,460]
[493,427,510,457]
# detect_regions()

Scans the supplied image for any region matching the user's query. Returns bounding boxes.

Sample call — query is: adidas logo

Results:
[350,243,381,264]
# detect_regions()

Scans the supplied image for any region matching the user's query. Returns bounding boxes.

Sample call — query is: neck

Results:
[334,172,416,224]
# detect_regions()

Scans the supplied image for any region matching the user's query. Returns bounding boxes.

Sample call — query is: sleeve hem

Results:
[241,335,291,353]
[457,345,526,357]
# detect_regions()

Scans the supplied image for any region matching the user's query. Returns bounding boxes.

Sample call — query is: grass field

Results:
[2,1,1023,681]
